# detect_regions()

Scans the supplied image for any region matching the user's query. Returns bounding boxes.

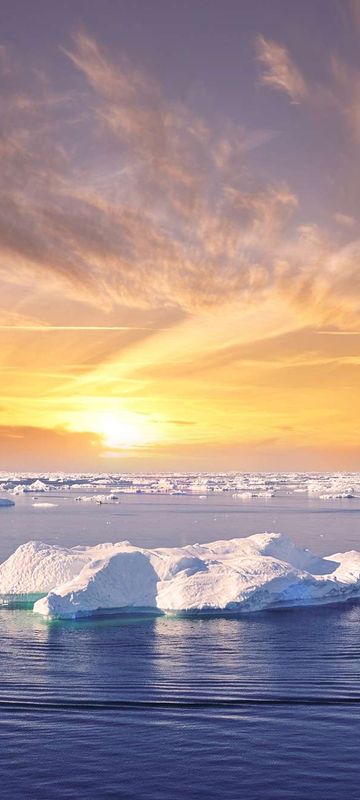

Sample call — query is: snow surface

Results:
[1,533,360,618]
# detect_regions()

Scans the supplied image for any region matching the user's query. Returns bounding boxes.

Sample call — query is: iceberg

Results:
[35,550,159,618]
[1,533,360,619]
[0,498,15,507]
[0,541,91,595]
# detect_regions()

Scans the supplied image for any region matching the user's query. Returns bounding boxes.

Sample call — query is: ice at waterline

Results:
[1,533,360,619]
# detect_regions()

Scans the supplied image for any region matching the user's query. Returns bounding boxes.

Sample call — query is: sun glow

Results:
[84,411,160,450]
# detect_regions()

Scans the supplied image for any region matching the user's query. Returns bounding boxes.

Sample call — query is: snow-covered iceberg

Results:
[1,533,360,619]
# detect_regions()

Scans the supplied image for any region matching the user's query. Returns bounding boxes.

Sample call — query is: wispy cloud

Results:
[1,29,360,341]
[317,330,360,335]
[256,29,360,149]
[0,30,298,318]
[255,35,308,103]
[0,325,160,331]
[334,213,357,228]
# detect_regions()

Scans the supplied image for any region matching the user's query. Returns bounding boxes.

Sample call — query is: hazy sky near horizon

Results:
[1,0,360,471]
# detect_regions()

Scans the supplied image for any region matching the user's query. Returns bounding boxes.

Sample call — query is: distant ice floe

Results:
[232,490,274,499]
[0,498,15,507]
[307,479,358,500]
[0,470,359,499]
[318,493,356,500]
[1,533,360,619]
[75,494,119,504]
[32,502,58,508]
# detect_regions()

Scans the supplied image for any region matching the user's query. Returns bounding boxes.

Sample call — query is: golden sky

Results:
[1,3,360,470]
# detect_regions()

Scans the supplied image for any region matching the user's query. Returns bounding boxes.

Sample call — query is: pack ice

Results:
[1,533,360,619]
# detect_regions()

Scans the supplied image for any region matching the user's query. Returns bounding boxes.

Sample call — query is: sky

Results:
[1,0,360,471]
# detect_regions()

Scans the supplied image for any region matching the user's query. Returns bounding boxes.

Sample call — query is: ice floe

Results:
[32,502,59,508]
[75,494,119,504]
[1,470,359,499]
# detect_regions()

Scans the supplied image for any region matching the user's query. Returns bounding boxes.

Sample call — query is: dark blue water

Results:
[1,606,360,799]
[1,493,360,798]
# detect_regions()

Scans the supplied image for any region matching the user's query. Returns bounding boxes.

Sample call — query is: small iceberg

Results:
[0,498,15,508]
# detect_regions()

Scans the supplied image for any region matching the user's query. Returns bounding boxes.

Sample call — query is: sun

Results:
[98,414,149,449]
[87,410,159,450]
[65,405,164,452]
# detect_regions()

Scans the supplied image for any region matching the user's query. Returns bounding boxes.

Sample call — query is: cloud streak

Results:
[1,29,360,364]
[0,325,160,331]
[0,30,300,318]
[255,35,308,103]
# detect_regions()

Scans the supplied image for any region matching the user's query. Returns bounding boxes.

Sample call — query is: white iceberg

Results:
[35,549,159,618]
[0,541,90,595]
[1,533,360,619]
[27,480,48,493]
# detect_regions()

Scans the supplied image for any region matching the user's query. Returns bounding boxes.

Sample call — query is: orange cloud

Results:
[0,425,102,469]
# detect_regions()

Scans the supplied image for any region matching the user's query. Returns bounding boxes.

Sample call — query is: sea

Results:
[1,482,360,799]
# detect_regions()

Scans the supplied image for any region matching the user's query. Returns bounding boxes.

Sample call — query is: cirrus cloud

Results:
[0,29,359,335]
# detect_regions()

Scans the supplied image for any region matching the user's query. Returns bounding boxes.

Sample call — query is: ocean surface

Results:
[1,490,360,798]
